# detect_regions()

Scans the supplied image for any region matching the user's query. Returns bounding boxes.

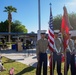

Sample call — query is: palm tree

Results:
[4,6,17,42]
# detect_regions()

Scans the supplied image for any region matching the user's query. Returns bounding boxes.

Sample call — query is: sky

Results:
[0,0,76,33]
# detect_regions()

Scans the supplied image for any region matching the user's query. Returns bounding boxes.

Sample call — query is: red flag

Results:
[61,6,73,75]
[61,6,72,50]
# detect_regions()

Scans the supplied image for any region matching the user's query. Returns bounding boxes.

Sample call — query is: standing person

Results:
[36,30,48,75]
[50,32,63,75]
[65,34,76,75]
[74,40,76,75]
[1,38,5,49]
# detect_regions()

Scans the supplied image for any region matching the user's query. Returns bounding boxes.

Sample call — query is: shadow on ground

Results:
[15,66,36,75]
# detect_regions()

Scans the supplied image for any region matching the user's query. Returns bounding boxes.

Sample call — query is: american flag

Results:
[48,4,54,52]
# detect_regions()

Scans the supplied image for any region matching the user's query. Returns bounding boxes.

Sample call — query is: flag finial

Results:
[49,3,52,6]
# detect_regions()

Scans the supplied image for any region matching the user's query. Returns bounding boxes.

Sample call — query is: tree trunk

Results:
[8,21,11,42]
[8,12,12,42]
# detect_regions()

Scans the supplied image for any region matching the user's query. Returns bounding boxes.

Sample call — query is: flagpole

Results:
[49,3,53,75]
[61,34,67,75]
[51,53,53,75]
[63,6,67,75]
[64,49,67,75]
[61,6,71,75]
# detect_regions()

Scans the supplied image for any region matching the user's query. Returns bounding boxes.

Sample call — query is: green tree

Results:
[0,20,8,32]
[11,20,28,33]
[4,6,17,42]
[53,13,76,30]
[30,31,35,34]
[53,15,62,30]
[69,12,76,30]
[0,20,28,33]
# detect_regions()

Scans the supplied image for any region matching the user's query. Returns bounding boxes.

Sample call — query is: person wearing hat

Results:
[65,33,76,75]
[36,30,48,75]
[50,31,63,75]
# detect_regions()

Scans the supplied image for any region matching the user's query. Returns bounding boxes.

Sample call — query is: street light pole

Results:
[38,0,41,30]
[37,0,41,40]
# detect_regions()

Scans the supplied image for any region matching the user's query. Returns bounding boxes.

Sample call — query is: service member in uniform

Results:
[50,32,63,75]
[65,34,76,75]
[36,30,48,75]
[74,40,76,75]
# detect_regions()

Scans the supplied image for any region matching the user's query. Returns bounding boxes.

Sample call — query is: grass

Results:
[1,57,36,75]
[1,57,71,75]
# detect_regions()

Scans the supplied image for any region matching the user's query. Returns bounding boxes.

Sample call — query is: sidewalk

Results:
[0,49,37,67]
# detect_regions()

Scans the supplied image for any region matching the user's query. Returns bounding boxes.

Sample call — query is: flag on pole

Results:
[48,4,54,75]
[61,6,73,50]
[61,6,73,75]
[48,4,54,52]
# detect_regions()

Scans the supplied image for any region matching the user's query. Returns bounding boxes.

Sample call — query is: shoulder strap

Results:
[70,39,74,46]
[54,38,62,53]
[58,38,62,44]
[54,41,58,53]
[67,39,75,52]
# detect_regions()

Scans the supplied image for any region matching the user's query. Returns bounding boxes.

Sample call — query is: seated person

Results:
[0,56,5,71]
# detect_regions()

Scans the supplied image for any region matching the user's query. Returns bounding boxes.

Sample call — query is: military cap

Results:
[40,30,46,34]
[54,31,59,34]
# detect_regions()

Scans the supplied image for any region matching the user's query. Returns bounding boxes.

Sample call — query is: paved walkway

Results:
[0,49,38,67]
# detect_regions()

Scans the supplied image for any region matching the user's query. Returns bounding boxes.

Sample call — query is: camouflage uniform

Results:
[36,38,48,75]
[51,37,63,75]
[66,39,76,75]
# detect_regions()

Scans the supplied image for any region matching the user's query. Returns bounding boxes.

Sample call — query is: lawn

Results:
[1,57,71,75]
[1,57,36,75]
